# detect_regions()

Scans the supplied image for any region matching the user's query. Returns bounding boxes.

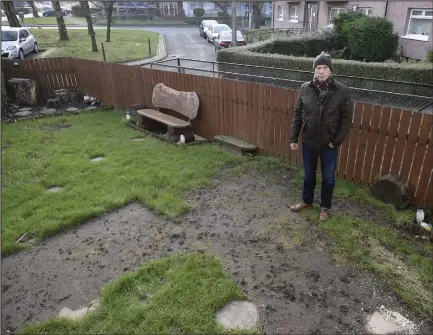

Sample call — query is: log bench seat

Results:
[136,109,191,128]
[214,135,258,155]
[135,83,200,143]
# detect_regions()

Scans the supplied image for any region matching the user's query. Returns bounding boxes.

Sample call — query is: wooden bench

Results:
[136,83,200,143]
[214,135,258,155]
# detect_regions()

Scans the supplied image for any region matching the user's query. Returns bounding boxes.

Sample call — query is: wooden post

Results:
[101,42,106,62]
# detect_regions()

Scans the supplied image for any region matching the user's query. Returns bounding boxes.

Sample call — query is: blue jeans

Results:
[302,143,337,209]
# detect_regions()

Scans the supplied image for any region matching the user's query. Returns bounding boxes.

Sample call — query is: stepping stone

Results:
[65,107,78,112]
[41,108,57,115]
[15,111,32,116]
[47,186,64,193]
[214,135,258,155]
[131,138,145,141]
[85,106,98,110]
[366,312,405,334]
[59,300,99,320]
[365,306,419,335]
[90,156,105,162]
[215,300,259,330]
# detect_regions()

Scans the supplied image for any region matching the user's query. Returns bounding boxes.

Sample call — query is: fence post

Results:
[212,62,215,78]
[148,37,152,56]
[101,42,106,62]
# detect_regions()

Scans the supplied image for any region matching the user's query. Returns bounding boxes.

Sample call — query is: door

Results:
[21,29,32,54]
[305,3,318,32]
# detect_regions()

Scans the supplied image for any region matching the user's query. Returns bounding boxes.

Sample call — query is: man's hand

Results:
[290,143,298,151]
[328,142,335,148]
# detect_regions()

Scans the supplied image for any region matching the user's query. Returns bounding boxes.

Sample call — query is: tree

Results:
[52,1,69,40]
[212,2,228,14]
[193,8,205,17]
[80,1,98,52]
[343,16,399,62]
[106,1,113,42]
[27,1,39,18]
[1,1,21,27]
[251,1,264,29]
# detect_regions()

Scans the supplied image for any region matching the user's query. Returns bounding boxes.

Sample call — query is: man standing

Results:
[289,51,353,221]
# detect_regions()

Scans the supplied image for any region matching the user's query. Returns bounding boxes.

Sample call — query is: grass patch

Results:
[1,110,249,255]
[29,29,158,62]
[22,252,252,334]
[289,164,432,318]
[111,19,185,26]
[28,17,77,25]
[307,210,433,319]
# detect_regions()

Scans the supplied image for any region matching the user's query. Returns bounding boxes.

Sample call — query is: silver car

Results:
[1,27,38,59]
[206,24,231,43]
[214,31,247,51]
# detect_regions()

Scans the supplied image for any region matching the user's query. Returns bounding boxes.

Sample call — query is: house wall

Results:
[272,0,432,59]
[273,1,307,30]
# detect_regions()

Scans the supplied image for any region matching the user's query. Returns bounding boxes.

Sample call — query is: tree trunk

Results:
[106,1,113,42]
[52,1,69,41]
[80,1,98,52]
[27,1,40,18]
[252,2,263,29]
[2,1,21,27]
[27,1,39,18]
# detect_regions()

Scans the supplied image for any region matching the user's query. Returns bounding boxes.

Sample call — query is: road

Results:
[16,25,217,64]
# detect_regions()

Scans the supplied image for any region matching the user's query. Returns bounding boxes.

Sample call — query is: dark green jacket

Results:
[290,78,353,150]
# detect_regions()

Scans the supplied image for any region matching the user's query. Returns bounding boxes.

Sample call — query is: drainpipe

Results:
[271,1,274,30]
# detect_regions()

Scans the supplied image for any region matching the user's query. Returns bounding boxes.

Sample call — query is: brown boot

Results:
[319,208,330,221]
[290,202,313,212]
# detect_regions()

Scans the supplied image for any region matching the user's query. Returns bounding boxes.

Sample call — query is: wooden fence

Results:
[2,57,432,207]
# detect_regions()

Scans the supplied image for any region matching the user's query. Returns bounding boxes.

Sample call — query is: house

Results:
[183,2,272,18]
[272,1,432,60]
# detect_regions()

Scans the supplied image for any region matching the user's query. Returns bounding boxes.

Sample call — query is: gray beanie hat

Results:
[313,51,333,71]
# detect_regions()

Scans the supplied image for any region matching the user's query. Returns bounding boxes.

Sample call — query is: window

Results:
[406,9,432,41]
[358,7,372,16]
[190,2,203,10]
[161,2,178,16]
[278,5,283,20]
[21,30,29,38]
[289,5,299,22]
[328,7,345,24]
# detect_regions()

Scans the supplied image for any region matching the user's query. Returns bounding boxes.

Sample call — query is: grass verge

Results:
[28,17,77,25]
[29,29,159,62]
[22,252,251,334]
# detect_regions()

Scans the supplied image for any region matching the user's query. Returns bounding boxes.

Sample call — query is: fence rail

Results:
[2,57,432,207]
[146,58,433,112]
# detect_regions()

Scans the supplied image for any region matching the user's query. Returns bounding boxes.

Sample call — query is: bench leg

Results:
[167,126,194,143]
[137,115,166,132]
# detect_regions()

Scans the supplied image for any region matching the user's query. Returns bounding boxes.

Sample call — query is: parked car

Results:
[1,27,38,60]
[206,24,231,43]
[214,31,247,51]
[42,9,65,17]
[199,20,218,39]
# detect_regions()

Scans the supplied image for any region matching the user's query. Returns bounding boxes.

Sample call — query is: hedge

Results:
[216,37,433,95]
